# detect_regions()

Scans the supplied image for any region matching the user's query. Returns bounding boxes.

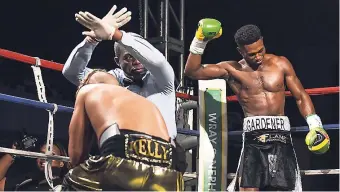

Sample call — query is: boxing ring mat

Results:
[198,79,228,191]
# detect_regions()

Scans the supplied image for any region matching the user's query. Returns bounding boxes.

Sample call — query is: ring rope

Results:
[0,48,338,102]
[32,58,47,103]
[31,57,56,189]
[0,145,338,178]
[0,47,339,190]
[184,169,340,180]
[1,144,338,187]
[0,92,338,136]
[177,124,339,137]
[0,147,69,161]
[175,86,340,102]
[0,93,73,112]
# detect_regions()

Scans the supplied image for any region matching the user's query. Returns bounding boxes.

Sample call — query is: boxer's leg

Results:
[143,168,184,191]
[239,154,260,191]
[269,140,299,191]
[239,187,259,191]
[61,156,108,191]
[238,154,259,191]
[239,139,264,191]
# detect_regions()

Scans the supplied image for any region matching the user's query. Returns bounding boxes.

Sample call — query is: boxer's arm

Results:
[112,30,174,92]
[0,177,5,191]
[62,37,98,86]
[184,53,230,80]
[281,56,315,117]
[68,89,90,167]
[0,154,14,181]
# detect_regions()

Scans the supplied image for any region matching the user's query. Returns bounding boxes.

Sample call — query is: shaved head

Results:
[113,32,144,58]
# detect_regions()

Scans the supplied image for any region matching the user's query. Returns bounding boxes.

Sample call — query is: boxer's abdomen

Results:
[239,91,285,117]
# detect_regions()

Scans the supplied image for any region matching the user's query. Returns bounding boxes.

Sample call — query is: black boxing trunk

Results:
[227,116,302,191]
[61,126,184,191]
[100,129,174,168]
[239,131,298,190]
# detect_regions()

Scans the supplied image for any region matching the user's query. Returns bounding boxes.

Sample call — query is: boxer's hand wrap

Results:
[305,114,330,154]
[189,18,222,55]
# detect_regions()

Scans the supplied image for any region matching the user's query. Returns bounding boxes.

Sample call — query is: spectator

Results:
[0,137,69,191]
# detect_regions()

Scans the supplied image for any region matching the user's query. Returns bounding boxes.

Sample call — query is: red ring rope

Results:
[0,49,63,71]
[0,48,339,102]
[176,87,340,101]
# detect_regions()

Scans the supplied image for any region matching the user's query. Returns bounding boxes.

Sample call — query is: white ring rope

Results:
[31,57,56,189]
[184,169,340,180]
[16,60,340,190]
[2,144,337,178]
[0,147,69,161]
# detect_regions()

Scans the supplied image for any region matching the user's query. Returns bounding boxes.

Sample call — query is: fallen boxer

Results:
[61,69,183,191]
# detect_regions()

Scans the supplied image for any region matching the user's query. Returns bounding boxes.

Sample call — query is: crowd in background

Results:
[0,59,74,107]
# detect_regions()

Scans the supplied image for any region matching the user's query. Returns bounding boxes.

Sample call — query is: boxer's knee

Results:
[239,187,259,191]
[238,177,259,191]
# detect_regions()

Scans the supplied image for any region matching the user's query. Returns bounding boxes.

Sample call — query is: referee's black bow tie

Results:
[123,78,144,87]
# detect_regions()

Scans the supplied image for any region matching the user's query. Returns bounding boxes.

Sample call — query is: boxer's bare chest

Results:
[227,61,285,95]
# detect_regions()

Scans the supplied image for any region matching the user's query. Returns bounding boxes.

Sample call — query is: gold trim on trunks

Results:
[124,134,172,168]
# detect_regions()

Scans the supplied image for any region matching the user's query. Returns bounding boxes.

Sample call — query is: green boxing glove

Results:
[305,114,330,154]
[190,18,222,55]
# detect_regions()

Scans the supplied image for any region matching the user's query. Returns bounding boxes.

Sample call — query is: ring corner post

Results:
[198,79,228,191]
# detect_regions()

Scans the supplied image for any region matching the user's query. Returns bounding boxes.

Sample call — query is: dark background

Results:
[0,0,338,191]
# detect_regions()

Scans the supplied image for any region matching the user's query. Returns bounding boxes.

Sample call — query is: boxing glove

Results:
[305,114,330,154]
[189,18,222,55]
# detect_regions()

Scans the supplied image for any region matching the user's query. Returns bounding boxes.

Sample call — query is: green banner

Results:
[204,89,223,191]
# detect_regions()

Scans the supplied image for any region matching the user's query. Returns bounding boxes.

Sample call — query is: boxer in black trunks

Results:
[184,22,330,191]
[61,69,184,191]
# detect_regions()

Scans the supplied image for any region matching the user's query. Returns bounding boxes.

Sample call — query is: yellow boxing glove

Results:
[305,114,330,154]
[190,18,222,55]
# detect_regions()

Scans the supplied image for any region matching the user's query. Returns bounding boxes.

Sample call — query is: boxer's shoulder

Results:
[263,54,278,63]
[78,85,126,103]
[78,84,116,95]
[263,54,291,71]
[265,54,289,65]
[270,55,295,73]
[77,84,97,96]
[218,60,240,70]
